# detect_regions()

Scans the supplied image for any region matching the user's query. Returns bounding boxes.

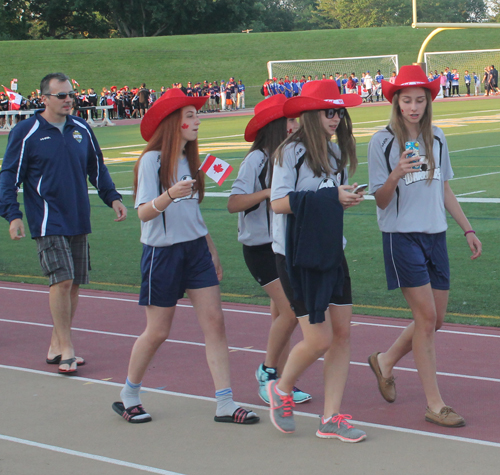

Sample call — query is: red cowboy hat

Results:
[283,80,362,119]
[140,88,207,142]
[382,65,441,103]
[244,95,288,142]
[110,85,117,91]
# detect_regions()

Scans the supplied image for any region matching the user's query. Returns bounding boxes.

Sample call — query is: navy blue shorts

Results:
[382,232,450,291]
[139,236,219,308]
[276,253,352,318]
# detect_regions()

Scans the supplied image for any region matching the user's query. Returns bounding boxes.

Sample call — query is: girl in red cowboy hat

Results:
[113,89,259,425]
[367,65,481,427]
[268,80,366,442]
[227,95,312,406]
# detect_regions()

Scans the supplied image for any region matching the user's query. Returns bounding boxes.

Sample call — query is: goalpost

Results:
[425,49,500,95]
[267,55,399,82]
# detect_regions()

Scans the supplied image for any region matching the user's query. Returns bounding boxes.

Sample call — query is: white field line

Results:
[1,318,498,384]
[1,287,499,384]
[1,365,499,449]
[0,432,185,474]
[455,190,486,196]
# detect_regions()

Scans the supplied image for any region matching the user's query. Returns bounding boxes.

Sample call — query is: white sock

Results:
[215,388,239,417]
[120,378,142,409]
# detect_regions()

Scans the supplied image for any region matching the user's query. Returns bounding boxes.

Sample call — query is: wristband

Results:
[464,230,475,236]
[151,198,164,213]
[166,188,174,201]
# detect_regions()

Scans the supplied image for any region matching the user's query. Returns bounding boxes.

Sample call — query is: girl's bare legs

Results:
[377,284,449,412]
[323,305,352,416]
[127,305,176,384]
[262,280,297,373]
[187,285,231,390]
[277,312,332,394]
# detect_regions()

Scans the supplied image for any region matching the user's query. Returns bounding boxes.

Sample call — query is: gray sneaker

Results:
[316,414,367,443]
[267,379,295,433]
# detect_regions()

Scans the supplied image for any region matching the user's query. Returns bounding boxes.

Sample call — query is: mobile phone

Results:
[405,141,421,169]
[352,184,368,194]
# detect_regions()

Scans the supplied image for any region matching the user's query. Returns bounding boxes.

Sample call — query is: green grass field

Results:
[1,26,500,107]
[1,97,499,326]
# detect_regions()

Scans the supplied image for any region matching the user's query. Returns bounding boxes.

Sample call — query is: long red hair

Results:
[133,108,205,202]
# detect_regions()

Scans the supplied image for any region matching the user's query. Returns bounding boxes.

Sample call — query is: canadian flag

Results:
[72,78,80,87]
[199,154,233,186]
[3,86,22,110]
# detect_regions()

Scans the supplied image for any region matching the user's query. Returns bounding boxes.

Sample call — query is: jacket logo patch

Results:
[73,130,83,143]
[40,136,51,141]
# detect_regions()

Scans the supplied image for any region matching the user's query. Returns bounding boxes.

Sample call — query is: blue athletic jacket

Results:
[0,112,121,238]
[286,187,345,324]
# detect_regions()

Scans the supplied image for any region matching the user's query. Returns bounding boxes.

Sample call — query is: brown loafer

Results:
[368,352,396,403]
[425,406,465,427]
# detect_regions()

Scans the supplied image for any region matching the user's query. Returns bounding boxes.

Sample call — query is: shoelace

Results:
[277,393,295,417]
[440,406,454,416]
[331,414,354,429]
[385,375,395,386]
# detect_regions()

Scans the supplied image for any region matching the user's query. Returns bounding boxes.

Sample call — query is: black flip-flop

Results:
[58,357,78,376]
[112,402,152,424]
[214,407,260,424]
[47,355,85,366]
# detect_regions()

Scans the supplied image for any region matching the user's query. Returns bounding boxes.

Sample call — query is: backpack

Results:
[260,85,265,96]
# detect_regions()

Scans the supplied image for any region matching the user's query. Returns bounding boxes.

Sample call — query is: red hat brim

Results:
[283,93,362,118]
[244,95,288,142]
[382,66,441,103]
[140,91,207,142]
[244,106,286,142]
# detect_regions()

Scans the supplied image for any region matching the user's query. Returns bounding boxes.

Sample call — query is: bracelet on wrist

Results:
[464,229,475,237]
[166,188,174,201]
[151,198,165,213]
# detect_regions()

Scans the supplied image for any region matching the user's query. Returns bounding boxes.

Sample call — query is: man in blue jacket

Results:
[0,72,127,375]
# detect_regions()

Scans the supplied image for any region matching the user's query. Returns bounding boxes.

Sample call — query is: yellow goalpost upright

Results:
[411,0,500,69]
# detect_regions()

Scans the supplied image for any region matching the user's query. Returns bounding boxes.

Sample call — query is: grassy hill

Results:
[1,26,499,106]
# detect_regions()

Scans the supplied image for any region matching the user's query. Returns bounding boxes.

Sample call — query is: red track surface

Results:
[1,280,499,444]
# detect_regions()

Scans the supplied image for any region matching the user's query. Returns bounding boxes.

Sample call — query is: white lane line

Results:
[1,365,499,449]
[1,318,499,383]
[1,285,498,336]
[0,434,185,474]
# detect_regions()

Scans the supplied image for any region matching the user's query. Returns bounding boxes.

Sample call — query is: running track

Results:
[1,280,499,446]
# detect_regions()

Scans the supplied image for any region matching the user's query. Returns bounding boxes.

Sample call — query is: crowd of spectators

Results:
[427,65,499,97]
[262,71,391,103]
[0,77,247,124]
[2,66,498,125]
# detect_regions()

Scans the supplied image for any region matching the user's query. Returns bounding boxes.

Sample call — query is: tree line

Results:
[1,0,498,40]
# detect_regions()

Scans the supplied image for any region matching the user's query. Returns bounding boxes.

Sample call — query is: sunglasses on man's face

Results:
[324,108,346,119]
[46,92,76,99]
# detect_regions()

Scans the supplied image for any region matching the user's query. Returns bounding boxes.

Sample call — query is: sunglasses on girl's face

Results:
[46,92,76,99]
[324,108,345,119]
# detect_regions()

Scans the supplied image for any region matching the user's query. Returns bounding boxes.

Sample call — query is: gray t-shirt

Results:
[230,149,272,246]
[271,141,347,255]
[135,151,207,247]
[48,121,65,134]
[367,126,453,234]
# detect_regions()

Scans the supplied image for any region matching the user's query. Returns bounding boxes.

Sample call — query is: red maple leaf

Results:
[213,163,224,173]
[181,123,189,129]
